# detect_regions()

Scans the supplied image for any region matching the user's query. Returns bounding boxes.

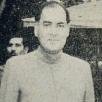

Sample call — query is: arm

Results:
[84,64,95,102]
[0,60,19,102]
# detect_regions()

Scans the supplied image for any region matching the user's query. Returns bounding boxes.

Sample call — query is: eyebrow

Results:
[43,21,52,23]
[57,22,66,24]
[15,43,22,46]
[43,21,66,24]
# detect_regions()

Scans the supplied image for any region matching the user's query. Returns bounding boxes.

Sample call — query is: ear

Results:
[67,23,70,33]
[7,47,10,53]
[24,47,29,54]
[65,23,70,37]
[34,22,39,37]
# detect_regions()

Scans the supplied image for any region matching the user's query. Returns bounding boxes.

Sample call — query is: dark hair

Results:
[35,1,70,24]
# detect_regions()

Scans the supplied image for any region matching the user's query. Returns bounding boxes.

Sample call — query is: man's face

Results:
[37,5,69,53]
[7,38,25,56]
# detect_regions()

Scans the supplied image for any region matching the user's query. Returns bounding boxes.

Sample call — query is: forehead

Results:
[46,0,60,2]
[40,5,66,22]
[9,38,23,44]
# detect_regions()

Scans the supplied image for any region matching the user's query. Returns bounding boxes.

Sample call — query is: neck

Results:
[38,46,62,64]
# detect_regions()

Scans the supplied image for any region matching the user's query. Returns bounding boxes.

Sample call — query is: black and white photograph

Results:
[0,0,102,102]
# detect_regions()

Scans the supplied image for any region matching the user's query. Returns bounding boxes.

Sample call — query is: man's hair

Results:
[35,1,70,23]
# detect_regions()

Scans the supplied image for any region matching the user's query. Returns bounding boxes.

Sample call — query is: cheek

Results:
[40,27,49,35]
[38,25,52,36]
[17,46,24,52]
[38,30,49,41]
[59,31,68,39]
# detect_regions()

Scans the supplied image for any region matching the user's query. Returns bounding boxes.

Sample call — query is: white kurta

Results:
[0,49,95,102]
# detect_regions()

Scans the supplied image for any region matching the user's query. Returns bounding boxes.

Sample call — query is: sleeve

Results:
[84,63,95,102]
[0,60,19,102]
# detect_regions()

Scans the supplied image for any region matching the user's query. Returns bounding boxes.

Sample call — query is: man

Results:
[7,36,28,58]
[0,1,95,102]
[0,33,29,85]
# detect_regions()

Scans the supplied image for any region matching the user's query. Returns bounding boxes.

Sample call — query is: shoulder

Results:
[63,54,92,80]
[6,50,38,71]
[7,50,37,64]
[63,53,89,65]
[63,53,90,72]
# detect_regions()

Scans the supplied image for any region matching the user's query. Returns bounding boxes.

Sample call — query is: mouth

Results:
[48,39,59,42]
[11,53,16,56]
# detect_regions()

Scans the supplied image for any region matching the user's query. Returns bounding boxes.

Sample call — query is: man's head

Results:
[7,34,28,57]
[35,1,70,54]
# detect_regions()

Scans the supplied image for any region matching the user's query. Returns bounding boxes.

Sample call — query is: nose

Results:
[11,45,16,51]
[51,25,57,36]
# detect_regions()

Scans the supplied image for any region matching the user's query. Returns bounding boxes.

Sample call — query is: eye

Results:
[43,23,51,27]
[57,23,65,28]
[43,21,51,27]
[15,44,21,47]
[58,24,64,27]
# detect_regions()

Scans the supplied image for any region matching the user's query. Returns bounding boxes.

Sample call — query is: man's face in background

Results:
[7,37,25,57]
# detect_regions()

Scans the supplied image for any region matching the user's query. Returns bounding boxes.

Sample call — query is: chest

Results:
[19,63,85,102]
